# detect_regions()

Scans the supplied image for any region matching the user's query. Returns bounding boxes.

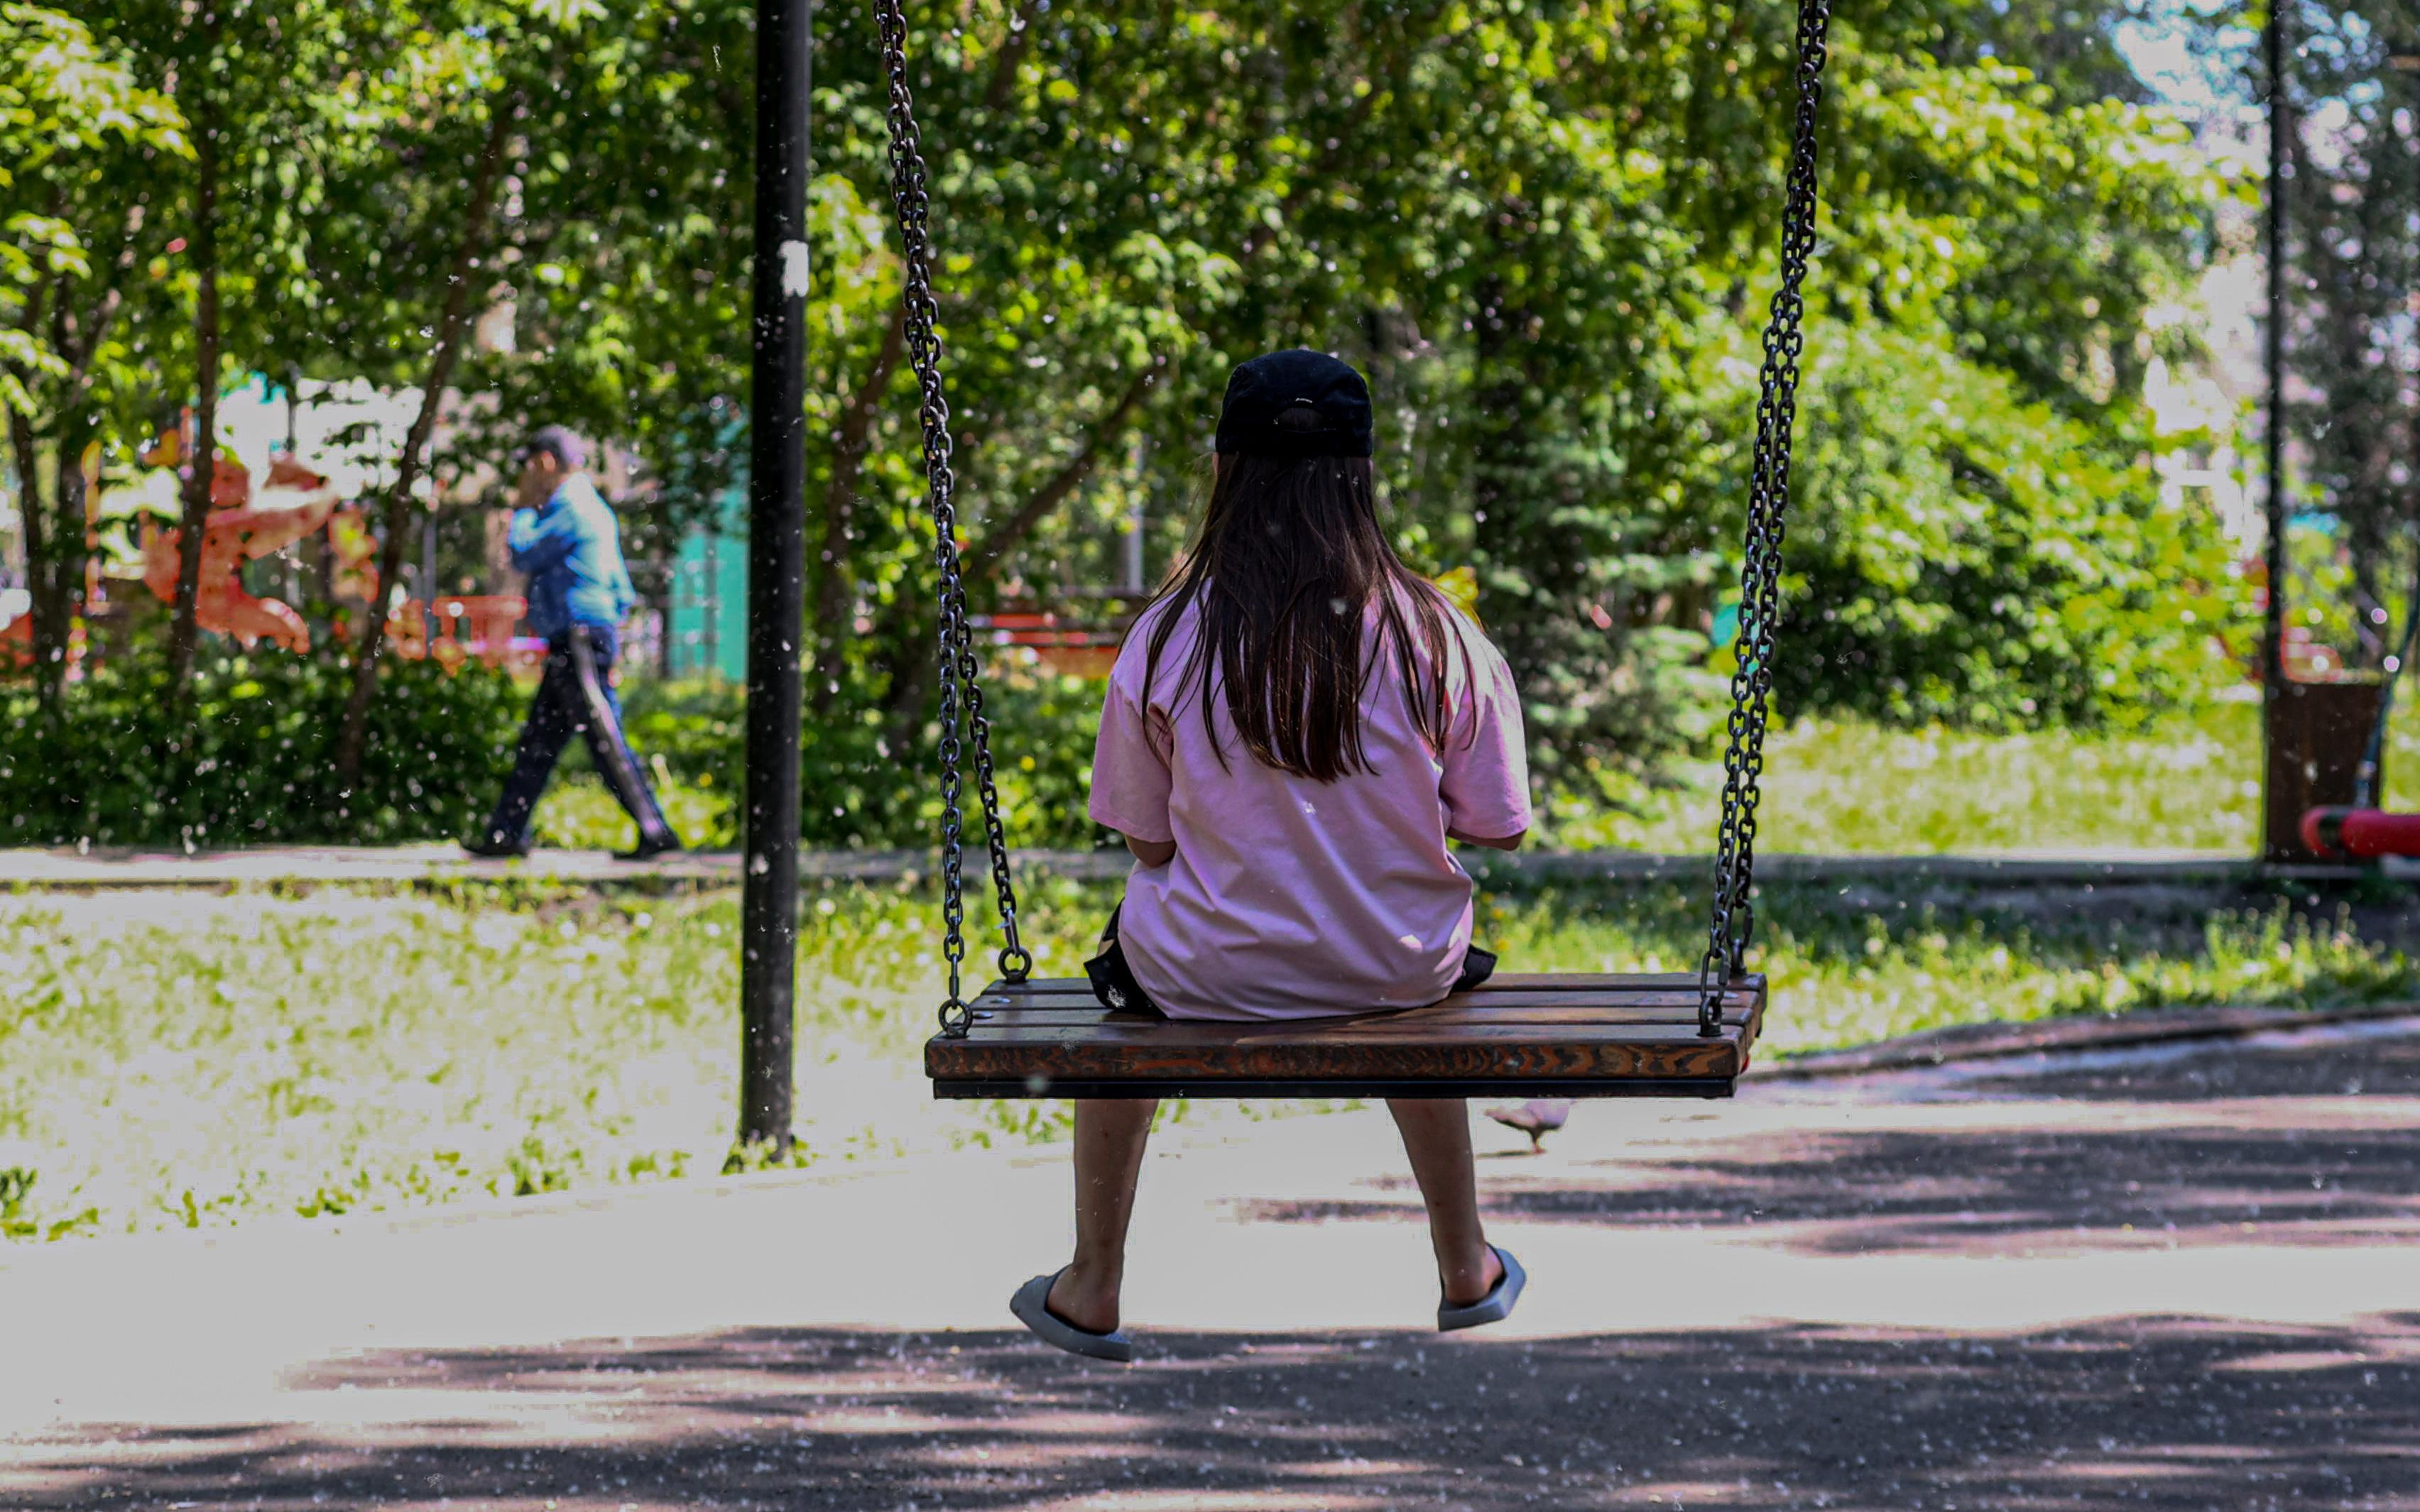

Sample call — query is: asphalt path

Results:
[4,1015,2416,1510]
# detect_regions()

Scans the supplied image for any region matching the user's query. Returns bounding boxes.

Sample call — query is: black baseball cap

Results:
[1214,349,1374,459]
[516,424,588,471]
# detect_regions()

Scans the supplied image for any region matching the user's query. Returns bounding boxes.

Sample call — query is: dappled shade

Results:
[9,1321,2415,1508]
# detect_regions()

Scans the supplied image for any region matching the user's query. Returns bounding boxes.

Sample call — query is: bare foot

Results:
[1047,1262,1123,1335]
[1440,1244,1505,1308]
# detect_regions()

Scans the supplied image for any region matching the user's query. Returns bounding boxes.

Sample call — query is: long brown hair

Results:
[1140,412,1466,782]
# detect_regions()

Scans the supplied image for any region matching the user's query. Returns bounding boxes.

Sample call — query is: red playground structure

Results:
[133,447,535,672]
[2302,806,2420,860]
[2292,607,2420,862]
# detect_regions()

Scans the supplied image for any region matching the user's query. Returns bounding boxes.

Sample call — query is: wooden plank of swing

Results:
[925,973,1765,1100]
[976,972,1727,997]
[966,985,1759,1014]
[968,1003,1754,1029]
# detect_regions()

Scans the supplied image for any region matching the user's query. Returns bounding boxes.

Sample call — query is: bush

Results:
[1728,322,2249,728]
[0,651,522,846]
[0,645,1118,851]
[618,667,1108,850]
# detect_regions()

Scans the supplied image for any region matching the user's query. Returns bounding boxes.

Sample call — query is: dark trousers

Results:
[482,625,672,848]
[1084,902,1498,1016]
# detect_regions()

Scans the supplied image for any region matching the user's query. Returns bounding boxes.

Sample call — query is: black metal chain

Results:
[874,0,1031,1039]
[1697,0,1831,1037]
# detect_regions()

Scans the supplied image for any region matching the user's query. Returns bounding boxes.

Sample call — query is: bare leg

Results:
[1047,1097,1159,1334]
[1388,1098,1505,1306]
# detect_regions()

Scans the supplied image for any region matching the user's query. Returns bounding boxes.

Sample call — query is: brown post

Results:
[2264,681,2384,860]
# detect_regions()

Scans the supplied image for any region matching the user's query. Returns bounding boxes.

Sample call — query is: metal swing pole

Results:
[741,0,810,1154]
[2258,0,2292,862]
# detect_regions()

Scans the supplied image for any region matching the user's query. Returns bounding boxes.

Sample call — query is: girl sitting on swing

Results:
[1012,349,1535,1362]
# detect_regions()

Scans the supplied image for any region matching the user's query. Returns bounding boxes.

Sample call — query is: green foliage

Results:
[445,0,756,545]
[412,0,2230,789]
[0,650,520,845]
[0,4,185,414]
[615,674,746,796]
[2,0,2248,812]
[1747,322,2245,728]
[608,670,1111,850]
[2264,0,2420,657]
[1821,33,2214,419]
[0,4,191,686]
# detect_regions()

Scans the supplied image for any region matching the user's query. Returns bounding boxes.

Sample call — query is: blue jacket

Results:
[510,473,637,638]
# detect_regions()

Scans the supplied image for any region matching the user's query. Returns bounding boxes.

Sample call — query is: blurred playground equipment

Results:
[132,447,533,670]
[969,569,1482,681]
[1,413,539,677]
[138,454,339,654]
[388,591,533,672]
[973,599,1133,679]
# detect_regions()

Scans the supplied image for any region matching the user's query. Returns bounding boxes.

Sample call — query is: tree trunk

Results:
[9,237,124,703]
[48,416,97,690]
[880,361,1158,734]
[165,65,222,694]
[332,100,516,791]
[957,361,1158,595]
[984,0,1047,111]
[5,412,62,706]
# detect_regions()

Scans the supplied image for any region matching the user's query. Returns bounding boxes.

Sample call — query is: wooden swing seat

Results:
[926,971,1765,1100]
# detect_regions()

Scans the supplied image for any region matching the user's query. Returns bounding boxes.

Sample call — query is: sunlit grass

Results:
[530,770,731,851]
[3,872,2411,1241]
[1481,877,2416,1056]
[0,881,1077,1243]
[1549,696,2420,855]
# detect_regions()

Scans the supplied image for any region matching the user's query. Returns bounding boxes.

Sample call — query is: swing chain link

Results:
[1697,0,1831,1038]
[876,0,1030,1039]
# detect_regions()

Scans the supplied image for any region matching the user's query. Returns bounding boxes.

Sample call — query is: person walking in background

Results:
[466,426,681,861]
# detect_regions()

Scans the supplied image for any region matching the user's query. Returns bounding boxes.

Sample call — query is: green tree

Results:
[130,0,364,695]
[779,0,2228,773]
[271,2,532,788]
[0,3,187,702]
[1756,5,2230,725]
[447,0,758,640]
[1756,320,2235,726]
[297,0,751,786]
[2273,0,2420,651]
[4,0,2240,838]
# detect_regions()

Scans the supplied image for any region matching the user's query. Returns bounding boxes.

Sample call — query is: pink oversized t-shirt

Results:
[1086,590,1532,1021]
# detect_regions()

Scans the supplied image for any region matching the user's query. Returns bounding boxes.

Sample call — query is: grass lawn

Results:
[1556,696,2420,855]
[4,870,2412,1242]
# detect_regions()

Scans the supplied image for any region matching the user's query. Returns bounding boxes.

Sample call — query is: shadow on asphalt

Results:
[1234,1031,2420,1256]
[1961,1024,2420,1102]
[9,1313,2419,1510]
[1243,1122,2420,1255]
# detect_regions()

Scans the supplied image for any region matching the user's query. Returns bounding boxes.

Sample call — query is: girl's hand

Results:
[1449,826,1525,852]
[1123,834,1177,868]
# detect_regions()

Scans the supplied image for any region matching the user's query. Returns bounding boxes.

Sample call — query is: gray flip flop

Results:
[1010,1269,1135,1362]
[1437,1245,1526,1332]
